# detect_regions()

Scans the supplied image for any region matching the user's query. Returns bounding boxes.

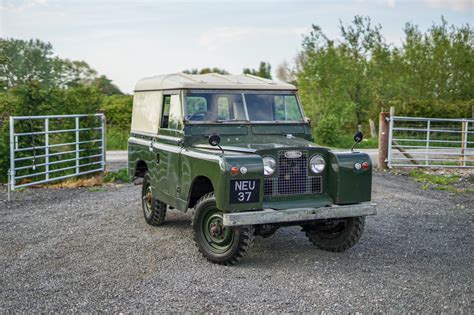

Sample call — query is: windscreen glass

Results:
[184,91,303,122]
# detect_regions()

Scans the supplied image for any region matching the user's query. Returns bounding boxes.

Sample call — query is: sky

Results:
[1,0,473,93]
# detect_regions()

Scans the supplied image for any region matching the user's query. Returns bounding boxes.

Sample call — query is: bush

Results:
[100,95,133,129]
[106,127,129,150]
[392,99,474,119]
[313,115,341,146]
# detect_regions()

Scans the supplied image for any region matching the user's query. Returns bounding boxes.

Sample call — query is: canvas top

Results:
[134,73,297,91]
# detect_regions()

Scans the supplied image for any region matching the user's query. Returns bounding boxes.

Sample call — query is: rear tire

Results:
[193,193,254,265]
[142,172,166,226]
[303,216,365,252]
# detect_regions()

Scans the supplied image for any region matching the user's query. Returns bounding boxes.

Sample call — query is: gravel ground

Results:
[0,171,472,313]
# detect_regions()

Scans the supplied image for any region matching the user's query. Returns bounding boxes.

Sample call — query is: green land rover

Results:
[128,73,376,265]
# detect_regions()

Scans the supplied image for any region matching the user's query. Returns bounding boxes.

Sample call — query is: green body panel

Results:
[327,151,372,204]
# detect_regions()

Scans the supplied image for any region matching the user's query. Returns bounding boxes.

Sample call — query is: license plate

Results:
[230,179,260,203]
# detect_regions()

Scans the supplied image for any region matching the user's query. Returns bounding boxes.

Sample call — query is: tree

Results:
[0,38,121,92]
[275,61,296,83]
[89,75,123,95]
[243,61,272,79]
[0,39,60,89]
[297,17,385,129]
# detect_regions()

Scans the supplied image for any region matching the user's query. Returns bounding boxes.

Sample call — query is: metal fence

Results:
[8,114,106,201]
[388,116,474,168]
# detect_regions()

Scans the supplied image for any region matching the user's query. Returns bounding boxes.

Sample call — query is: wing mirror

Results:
[351,130,363,152]
[208,134,224,155]
[209,134,221,146]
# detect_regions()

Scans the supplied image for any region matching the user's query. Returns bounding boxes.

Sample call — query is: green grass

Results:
[103,168,131,183]
[106,128,129,150]
[86,186,107,192]
[408,170,472,193]
[409,170,460,185]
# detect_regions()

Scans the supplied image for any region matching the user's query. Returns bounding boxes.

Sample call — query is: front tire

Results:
[193,193,254,265]
[142,172,166,226]
[303,216,365,252]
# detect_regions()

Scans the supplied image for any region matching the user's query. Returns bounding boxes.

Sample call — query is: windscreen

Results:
[184,91,303,122]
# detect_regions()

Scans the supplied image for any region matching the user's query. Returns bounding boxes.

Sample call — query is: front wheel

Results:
[302,216,365,252]
[192,193,254,265]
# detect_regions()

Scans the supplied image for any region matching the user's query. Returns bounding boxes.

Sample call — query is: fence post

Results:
[460,119,467,167]
[8,116,15,201]
[425,120,431,166]
[101,114,106,172]
[378,109,390,169]
[45,118,49,180]
[369,119,377,138]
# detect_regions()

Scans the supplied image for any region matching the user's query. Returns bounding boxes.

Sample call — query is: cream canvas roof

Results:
[134,73,297,91]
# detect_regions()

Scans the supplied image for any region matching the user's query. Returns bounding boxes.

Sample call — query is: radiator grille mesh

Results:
[263,150,323,196]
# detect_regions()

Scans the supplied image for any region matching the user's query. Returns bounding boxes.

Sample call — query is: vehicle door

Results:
[152,91,184,207]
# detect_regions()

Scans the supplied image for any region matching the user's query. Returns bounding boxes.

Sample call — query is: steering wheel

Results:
[186,111,218,121]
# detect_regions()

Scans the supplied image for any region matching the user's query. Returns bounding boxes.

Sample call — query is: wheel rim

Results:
[143,184,153,217]
[201,208,234,254]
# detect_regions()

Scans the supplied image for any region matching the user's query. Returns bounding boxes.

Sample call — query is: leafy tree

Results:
[296,15,473,146]
[243,61,272,79]
[0,39,61,89]
[298,16,384,127]
[275,61,296,83]
[0,38,121,92]
[89,75,123,95]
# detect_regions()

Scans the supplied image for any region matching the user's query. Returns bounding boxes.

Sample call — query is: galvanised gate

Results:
[388,116,474,168]
[8,114,106,201]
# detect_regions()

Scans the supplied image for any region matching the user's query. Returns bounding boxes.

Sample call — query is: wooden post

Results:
[378,111,390,169]
[369,119,377,138]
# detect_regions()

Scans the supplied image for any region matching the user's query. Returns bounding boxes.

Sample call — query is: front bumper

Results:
[223,202,377,226]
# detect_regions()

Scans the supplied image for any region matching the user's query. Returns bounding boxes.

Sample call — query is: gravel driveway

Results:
[0,171,472,312]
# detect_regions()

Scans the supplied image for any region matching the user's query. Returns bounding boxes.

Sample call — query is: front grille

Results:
[263,150,323,196]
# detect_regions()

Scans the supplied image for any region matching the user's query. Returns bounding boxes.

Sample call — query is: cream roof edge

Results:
[134,73,297,91]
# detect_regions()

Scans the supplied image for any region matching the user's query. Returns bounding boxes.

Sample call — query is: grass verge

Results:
[409,169,473,193]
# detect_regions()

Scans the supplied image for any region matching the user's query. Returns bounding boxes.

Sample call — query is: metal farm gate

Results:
[388,116,474,168]
[8,114,106,201]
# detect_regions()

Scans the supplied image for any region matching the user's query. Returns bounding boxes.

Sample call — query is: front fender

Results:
[180,149,264,212]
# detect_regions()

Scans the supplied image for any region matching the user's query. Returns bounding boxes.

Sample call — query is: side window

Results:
[161,95,182,130]
[161,95,171,128]
[217,96,231,120]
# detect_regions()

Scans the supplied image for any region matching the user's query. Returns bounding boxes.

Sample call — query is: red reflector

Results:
[230,166,239,175]
[361,162,369,169]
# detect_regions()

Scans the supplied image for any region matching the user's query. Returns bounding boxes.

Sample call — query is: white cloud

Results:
[198,27,309,51]
[423,0,472,12]
[0,0,47,12]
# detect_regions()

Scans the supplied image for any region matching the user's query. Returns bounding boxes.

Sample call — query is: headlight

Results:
[262,156,276,176]
[310,155,325,173]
